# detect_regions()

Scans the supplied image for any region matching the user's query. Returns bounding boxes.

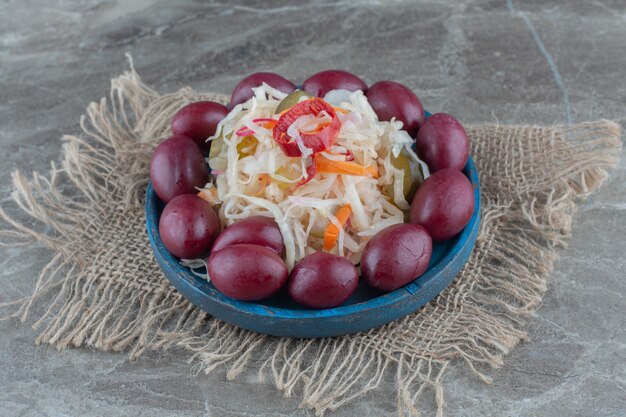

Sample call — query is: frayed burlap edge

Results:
[0,57,622,416]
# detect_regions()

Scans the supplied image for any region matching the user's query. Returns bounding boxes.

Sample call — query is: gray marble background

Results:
[1,0,625,416]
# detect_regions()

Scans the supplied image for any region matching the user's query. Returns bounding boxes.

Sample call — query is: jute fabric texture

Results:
[1,64,621,416]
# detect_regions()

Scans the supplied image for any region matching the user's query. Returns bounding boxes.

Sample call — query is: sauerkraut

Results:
[202,83,429,269]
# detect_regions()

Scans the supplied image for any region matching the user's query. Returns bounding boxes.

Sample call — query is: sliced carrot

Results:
[197,191,211,202]
[333,106,350,114]
[323,204,352,251]
[314,154,379,178]
[252,118,277,129]
[262,120,277,129]
[197,189,219,204]
[364,165,378,177]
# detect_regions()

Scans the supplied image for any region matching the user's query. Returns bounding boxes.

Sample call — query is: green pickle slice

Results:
[208,132,225,161]
[386,148,424,202]
[236,135,258,158]
[275,90,313,114]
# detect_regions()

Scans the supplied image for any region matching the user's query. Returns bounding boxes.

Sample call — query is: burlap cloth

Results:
[0,63,622,416]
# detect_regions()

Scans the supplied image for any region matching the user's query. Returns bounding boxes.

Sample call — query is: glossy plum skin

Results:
[150,135,209,203]
[410,169,475,242]
[208,244,288,301]
[366,81,424,137]
[415,113,469,172]
[302,70,368,98]
[211,216,284,255]
[171,101,229,152]
[159,194,220,259]
[230,72,296,107]
[361,224,432,292]
[288,252,359,309]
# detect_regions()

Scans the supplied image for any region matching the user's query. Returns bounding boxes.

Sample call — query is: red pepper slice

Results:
[296,157,318,187]
[272,98,341,157]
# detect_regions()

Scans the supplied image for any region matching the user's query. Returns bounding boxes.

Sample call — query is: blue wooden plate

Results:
[146,109,480,337]
[145,153,480,338]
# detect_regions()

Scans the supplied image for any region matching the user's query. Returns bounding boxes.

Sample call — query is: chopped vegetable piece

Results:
[314,153,379,178]
[332,106,350,114]
[252,117,274,124]
[272,98,341,157]
[250,174,269,196]
[272,164,300,189]
[236,126,254,137]
[385,148,424,201]
[197,191,211,202]
[208,132,225,160]
[296,158,317,187]
[235,119,277,137]
[252,118,278,130]
[323,204,352,251]
[300,121,331,135]
[204,83,432,269]
[275,90,313,114]
[236,135,258,158]
[197,188,220,205]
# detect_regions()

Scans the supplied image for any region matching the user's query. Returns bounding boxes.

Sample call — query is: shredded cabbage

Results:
[201,84,430,268]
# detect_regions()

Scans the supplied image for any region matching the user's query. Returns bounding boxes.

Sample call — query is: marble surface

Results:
[1,0,625,416]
